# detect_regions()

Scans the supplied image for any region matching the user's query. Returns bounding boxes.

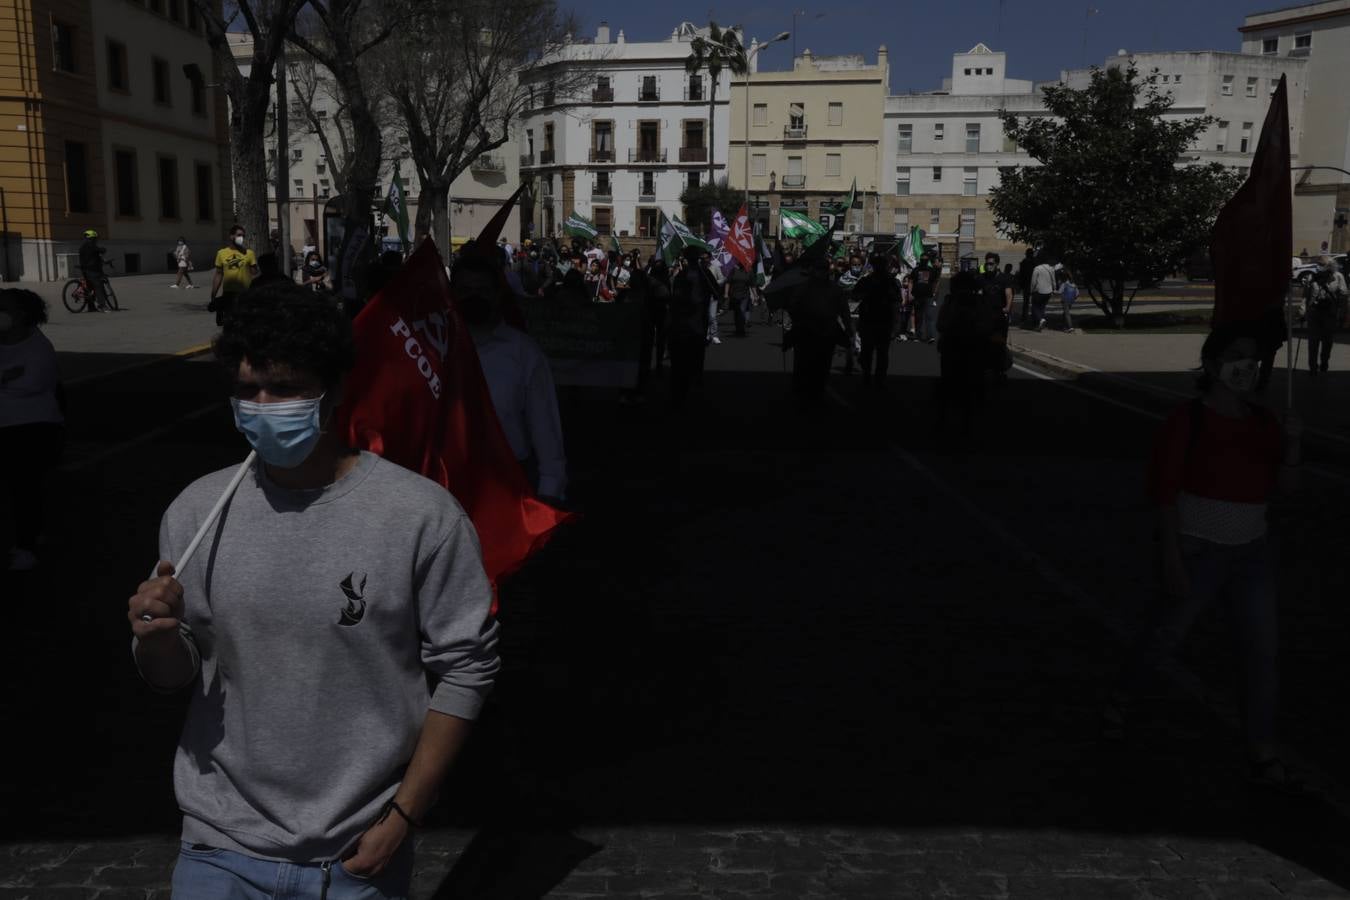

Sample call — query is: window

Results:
[1175,74,1182,83]
[114,149,139,217]
[638,207,659,238]
[640,75,658,101]
[828,102,843,126]
[893,208,908,232]
[752,153,767,177]
[1262,37,1278,55]
[152,57,171,105]
[195,162,213,221]
[825,153,841,177]
[966,123,980,153]
[107,40,128,91]
[688,74,703,101]
[687,171,700,190]
[789,103,805,129]
[1216,120,1229,152]
[593,121,614,160]
[959,208,976,260]
[932,166,943,183]
[593,172,611,198]
[52,21,76,72]
[895,167,911,196]
[963,167,978,196]
[753,103,767,126]
[934,123,945,141]
[1240,122,1253,153]
[64,142,89,213]
[158,156,179,219]
[1221,75,1234,96]
[683,119,705,149]
[640,171,655,197]
[964,68,972,76]
[293,177,304,191]
[594,207,611,235]
[1002,129,1018,153]
[898,123,912,154]
[1294,32,1311,51]
[786,155,803,187]
[191,75,205,115]
[1160,75,1169,83]
[291,147,303,161]
[1246,77,1257,98]
[930,208,941,229]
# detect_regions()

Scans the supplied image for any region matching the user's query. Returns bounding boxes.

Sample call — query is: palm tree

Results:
[685,22,748,189]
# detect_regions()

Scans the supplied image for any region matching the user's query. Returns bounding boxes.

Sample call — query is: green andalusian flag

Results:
[753,222,770,288]
[657,211,714,266]
[780,207,828,248]
[383,170,411,252]
[901,225,926,269]
[823,178,857,217]
[563,212,599,241]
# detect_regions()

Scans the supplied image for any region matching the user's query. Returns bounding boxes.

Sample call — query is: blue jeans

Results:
[171,841,413,899]
[1127,535,1278,752]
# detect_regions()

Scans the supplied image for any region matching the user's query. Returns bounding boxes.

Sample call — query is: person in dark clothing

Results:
[981,252,1015,378]
[937,271,996,442]
[725,264,753,337]
[1016,248,1036,327]
[78,229,111,312]
[911,252,940,343]
[638,259,671,392]
[787,256,852,403]
[667,249,713,409]
[854,253,901,389]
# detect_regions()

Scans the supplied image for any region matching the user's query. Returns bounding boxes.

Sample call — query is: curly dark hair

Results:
[0,288,49,326]
[213,282,355,388]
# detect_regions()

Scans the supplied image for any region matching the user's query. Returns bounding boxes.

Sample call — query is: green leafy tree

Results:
[990,64,1243,327]
[680,178,742,235]
[685,23,748,183]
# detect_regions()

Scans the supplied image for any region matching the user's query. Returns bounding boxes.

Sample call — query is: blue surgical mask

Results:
[230,394,325,468]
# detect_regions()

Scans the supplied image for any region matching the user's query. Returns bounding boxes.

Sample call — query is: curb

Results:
[64,341,214,388]
[1006,342,1092,380]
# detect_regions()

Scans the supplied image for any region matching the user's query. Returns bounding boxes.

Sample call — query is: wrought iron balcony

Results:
[539,149,555,165]
[589,148,616,163]
[679,146,708,163]
[781,174,806,188]
[591,87,614,102]
[519,153,535,168]
[638,85,660,102]
[592,180,613,201]
[639,192,656,203]
[629,148,667,164]
[784,125,808,141]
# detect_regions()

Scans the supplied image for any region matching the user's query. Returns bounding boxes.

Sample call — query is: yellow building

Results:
[1,0,228,282]
[729,47,887,237]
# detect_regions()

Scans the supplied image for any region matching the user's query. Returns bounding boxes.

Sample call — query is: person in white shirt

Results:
[171,238,195,289]
[0,289,64,572]
[452,255,567,504]
[1028,256,1058,332]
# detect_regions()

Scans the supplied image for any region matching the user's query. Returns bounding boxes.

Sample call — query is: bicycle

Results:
[62,260,119,313]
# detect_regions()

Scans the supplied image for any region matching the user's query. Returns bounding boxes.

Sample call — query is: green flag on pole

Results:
[657,211,714,266]
[901,225,926,269]
[753,223,770,288]
[823,178,857,217]
[563,212,599,241]
[383,170,411,252]
[609,233,623,255]
[780,207,828,247]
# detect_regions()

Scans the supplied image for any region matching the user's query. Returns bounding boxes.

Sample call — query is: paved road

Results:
[4,313,1350,898]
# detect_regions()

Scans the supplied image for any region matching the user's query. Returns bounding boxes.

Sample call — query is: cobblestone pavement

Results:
[4,317,1350,898]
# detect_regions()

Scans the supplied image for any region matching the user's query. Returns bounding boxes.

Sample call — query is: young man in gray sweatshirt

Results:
[127,283,500,898]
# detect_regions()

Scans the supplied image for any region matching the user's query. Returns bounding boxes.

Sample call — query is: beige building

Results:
[1240,0,1350,253]
[1,0,230,282]
[728,47,888,237]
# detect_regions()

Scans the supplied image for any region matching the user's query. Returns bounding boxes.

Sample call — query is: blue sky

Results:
[567,0,1262,91]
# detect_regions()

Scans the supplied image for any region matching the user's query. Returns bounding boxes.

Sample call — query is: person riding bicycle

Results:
[78,229,111,313]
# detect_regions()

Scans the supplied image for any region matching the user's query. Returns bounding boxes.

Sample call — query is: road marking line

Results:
[57,401,222,474]
[828,385,1350,814]
[64,342,214,388]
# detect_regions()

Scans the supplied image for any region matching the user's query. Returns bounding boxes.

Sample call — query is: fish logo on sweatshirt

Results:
[337,573,368,626]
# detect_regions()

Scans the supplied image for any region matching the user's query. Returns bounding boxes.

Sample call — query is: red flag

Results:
[728,204,757,273]
[1211,76,1292,328]
[337,240,573,594]
[459,184,529,331]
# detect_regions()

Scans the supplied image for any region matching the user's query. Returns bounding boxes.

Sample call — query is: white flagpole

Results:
[141,451,257,618]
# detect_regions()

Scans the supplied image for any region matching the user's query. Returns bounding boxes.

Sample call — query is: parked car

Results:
[1292,252,1347,286]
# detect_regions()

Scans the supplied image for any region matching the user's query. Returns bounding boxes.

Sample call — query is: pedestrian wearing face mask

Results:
[1105,323,1303,788]
[209,225,260,325]
[127,282,499,897]
[0,289,64,572]
[171,238,195,289]
[301,250,329,292]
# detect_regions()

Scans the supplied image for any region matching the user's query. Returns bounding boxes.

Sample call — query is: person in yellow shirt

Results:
[209,224,259,324]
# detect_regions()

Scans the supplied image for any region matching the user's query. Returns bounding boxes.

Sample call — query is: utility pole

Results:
[275,45,290,278]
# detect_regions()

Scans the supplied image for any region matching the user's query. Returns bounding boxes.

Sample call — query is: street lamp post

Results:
[743,31,791,216]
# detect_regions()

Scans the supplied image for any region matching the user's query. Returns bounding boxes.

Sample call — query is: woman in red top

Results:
[1109,324,1302,786]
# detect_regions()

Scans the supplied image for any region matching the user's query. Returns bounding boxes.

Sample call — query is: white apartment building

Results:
[518,21,735,244]
[1240,0,1350,252]
[882,43,1306,260]
[228,35,519,259]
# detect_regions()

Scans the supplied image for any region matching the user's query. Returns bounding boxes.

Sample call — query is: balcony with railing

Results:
[592,179,613,202]
[591,86,615,103]
[519,153,535,168]
[589,148,616,163]
[629,148,668,164]
[684,83,705,102]
[470,154,504,173]
[784,124,808,141]
[539,149,555,165]
[638,83,661,103]
[679,146,708,163]
[781,174,806,188]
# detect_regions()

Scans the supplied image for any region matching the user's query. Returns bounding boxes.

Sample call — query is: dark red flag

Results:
[1211,76,1292,328]
[336,240,573,593]
[728,204,757,273]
